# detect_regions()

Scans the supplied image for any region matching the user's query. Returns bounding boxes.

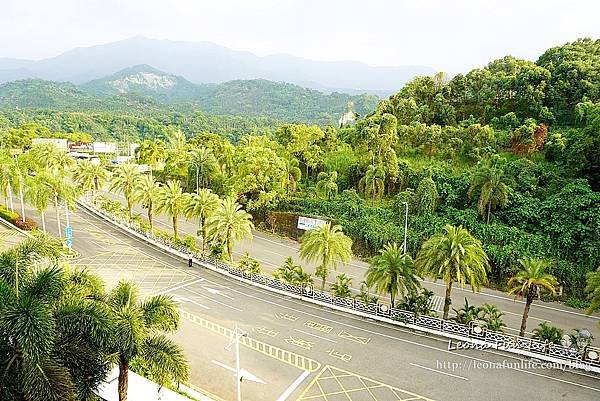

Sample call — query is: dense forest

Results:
[1,38,599,301]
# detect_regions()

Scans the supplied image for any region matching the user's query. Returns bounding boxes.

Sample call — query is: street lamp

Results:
[401,201,408,254]
[226,325,248,401]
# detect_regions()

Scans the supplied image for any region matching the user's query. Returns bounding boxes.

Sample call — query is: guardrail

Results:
[77,200,600,374]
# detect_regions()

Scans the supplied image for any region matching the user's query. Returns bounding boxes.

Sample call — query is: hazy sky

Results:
[1,0,598,73]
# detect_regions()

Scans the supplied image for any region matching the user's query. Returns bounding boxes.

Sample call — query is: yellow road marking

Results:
[326,349,352,363]
[181,310,320,372]
[276,312,300,322]
[338,330,371,345]
[254,326,279,337]
[285,336,315,350]
[304,320,333,334]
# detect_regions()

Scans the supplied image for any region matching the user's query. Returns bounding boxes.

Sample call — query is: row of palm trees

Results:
[0,236,188,401]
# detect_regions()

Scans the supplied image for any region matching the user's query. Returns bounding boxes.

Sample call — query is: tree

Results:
[366,242,420,306]
[468,166,510,223]
[44,173,76,238]
[585,267,600,328]
[0,238,113,401]
[414,171,438,215]
[206,197,254,261]
[136,139,166,175]
[188,147,218,193]
[299,223,353,290]
[316,171,338,200]
[358,163,385,205]
[133,175,161,230]
[274,257,312,286]
[451,298,483,325]
[109,164,141,219]
[72,160,108,201]
[508,257,559,337]
[184,188,220,255]
[107,281,188,401]
[532,321,564,344]
[416,224,489,320]
[281,157,302,193]
[24,173,53,232]
[155,180,189,240]
[0,151,18,211]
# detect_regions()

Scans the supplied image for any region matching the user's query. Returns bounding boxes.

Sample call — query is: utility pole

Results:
[402,201,408,254]
[226,325,247,401]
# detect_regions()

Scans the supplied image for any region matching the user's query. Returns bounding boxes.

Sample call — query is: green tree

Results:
[331,273,353,298]
[109,163,141,219]
[299,223,353,290]
[414,171,438,215]
[365,242,420,306]
[416,224,489,320]
[206,197,254,261]
[133,175,161,230]
[72,160,109,200]
[316,171,338,200]
[358,163,385,205]
[136,139,166,175]
[468,166,510,223]
[44,173,76,238]
[184,188,220,255]
[532,321,564,344]
[107,281,188,401]
[188,147,218,193]
[508,258,559,337]
[282,157,302,193]
[0,151,18,211]
[585,267,600,327]
[155,180,189,240]
[24,173,53,232]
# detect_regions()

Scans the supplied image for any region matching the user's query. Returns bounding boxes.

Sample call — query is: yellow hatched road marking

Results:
[181,310,321,372]
[338,329,371,345]
[304,320,333,333]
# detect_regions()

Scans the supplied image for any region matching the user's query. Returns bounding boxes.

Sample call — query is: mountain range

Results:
[0,37,435,96]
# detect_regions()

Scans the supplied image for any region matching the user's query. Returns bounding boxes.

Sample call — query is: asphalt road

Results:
[11,198,600,401]
[99,190,600,339]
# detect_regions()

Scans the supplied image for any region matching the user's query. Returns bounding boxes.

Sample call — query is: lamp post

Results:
[226,325,247,401]
[401,201,408,254]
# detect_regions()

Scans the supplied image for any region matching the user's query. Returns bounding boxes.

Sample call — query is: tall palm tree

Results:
[44,173,75,238]
[0,151,17,211]
[0,238,113,401]
[109,163,141,218]
[48,150,75,178]
[188,147,218,193]
[468,166,510,224]
[282,157,302,193]
[299,223,353,290]
[206,197,254,261]
[136,139,167,176]
[107,281,188,401]
[25,174,53,232]
[585,267,600,328]
[316,171,338,200]
[133,175,161,230]
[416,224,489,320]
[508,258,558,336]
[366,242,421,306]
[73,160,109,200]
[359,163,385,205]
[184,188,220,255]
[155,180,189,240]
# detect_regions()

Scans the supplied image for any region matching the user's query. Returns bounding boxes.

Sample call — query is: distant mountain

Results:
[0,37,435,95]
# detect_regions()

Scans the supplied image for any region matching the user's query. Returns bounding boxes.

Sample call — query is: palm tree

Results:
[155,180,189,240]
[44,173,75,238]
[468,166,510,224]
[508,257,558,337]
[299,223,353,290]
[188,147,218,193]
[416,224,489,320]
[0,152,17,211]
[24,173,53,232]
[107,281,188,401]
[133,175,161,230]
[206,197,254,261]
[316,171,338,200]
[73,160,109,200]
[359,164,385,205]
[136,139,166,176]
[331,273,353,298]
[0,238,113,401]
[109,163,141,218]
[184,188,220,255]
[48,150,75,178]
[585,267,600,327]
[282,157,302,193]
[366,242,421,306]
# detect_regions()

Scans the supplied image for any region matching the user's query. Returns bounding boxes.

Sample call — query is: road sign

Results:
[65,226,73,240]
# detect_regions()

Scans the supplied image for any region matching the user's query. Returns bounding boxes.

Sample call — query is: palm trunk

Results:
[227,231,233,261]
[486,203,491,224]
[443,281,453,320]
[18,187,25,222]
[147,202,153,230]
[54,195,62,238]
[127,196,133,219]
[172,215,178,240]
[321,275,326,291]
[118,355,129,401]
[40,211,46,233]
[196,167,199,194]
[390,293,395,308]
[199,218,206,256]
[8,185,14,212]
[519,288,535,337]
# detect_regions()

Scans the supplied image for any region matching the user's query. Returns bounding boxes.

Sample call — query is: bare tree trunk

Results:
[41,211,46,233]
[54,195,62,238]
[118,356,129,401]
[519,287,536,337]
[147,202,153,230]
[443,281,453,320]
[173,215,178,240]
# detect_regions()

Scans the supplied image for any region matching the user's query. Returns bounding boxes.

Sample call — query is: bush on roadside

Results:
[12,216,38,231]
[532,321,564,344]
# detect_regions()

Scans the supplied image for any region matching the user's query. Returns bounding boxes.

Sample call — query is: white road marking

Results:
[173,296,210,310]
[293,328,338,343]
[156,278,205,295]
[183,287,243,312]
[203,286,235,300]
[409,363,469,381]
[275,370,310,401]
[211,360,266,384]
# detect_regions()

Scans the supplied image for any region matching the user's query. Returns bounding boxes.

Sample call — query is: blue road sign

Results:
[65,226,73,240]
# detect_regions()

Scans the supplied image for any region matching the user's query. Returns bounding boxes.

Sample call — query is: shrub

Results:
[238,253,261,274]
[0,204,19,222]
[12,216,38,231]
[532,322,564,344]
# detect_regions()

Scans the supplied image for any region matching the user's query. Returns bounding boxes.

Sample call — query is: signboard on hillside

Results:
[297,216,327,231]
